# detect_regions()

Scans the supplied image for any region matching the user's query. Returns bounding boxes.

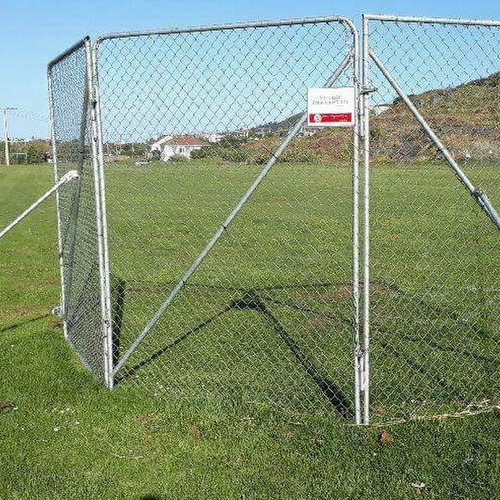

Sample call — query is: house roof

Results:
[164,135,210,147]
[148,135,171,146]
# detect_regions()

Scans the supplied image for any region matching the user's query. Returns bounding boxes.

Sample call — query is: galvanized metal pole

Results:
[350,24,361,426]
[3,109,8,166]
[362,15,371,426]
[2,108,16,166]
[96,16,359,42]
[0,170,79,240]
[88,38,115,390]
[364,13,500,27]
[113,52,354,377]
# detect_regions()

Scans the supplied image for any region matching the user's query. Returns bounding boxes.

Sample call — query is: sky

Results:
[1,0,500,139]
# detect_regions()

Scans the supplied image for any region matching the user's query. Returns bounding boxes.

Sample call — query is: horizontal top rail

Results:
[48,36,90,70]
[364,13,500,27]
[95,16,356,46]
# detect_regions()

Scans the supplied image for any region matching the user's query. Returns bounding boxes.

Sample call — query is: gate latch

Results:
[360,86,377,95]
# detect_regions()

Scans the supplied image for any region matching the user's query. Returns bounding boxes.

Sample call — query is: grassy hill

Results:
[243,72,500,164]
[369,71,500,162]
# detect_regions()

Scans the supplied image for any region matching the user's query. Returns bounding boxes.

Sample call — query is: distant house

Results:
[148,135,173,157]
[158,135,210,161]
[371,104,390,116]
[198,132,223,143]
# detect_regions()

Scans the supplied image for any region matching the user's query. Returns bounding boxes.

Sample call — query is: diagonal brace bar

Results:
[113,52,354,376]
[0,170,79,240]
[370,49,500,232]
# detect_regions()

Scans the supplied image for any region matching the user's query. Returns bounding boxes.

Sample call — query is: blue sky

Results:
[2,0,500,138]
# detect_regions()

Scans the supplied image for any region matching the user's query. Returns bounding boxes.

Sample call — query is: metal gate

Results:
[49,18,362,421]
[48,38,113,387]
[362,15,500,423]
[48,15,500,425]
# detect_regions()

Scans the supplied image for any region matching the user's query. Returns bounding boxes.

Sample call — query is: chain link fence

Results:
[96,19,359,419]
[363,15,500,423]
[48,38,110,383]
[48,15,500,425]
[48,18,361,420]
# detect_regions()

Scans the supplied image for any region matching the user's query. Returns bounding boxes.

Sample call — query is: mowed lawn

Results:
[1,163,500,499]
[104,159,500,422]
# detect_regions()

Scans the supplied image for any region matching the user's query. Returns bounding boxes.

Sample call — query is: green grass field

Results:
[100,159,500,422]
[1,163,500,499]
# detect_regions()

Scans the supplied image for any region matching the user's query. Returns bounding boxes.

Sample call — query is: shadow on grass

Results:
[112,278,493,420]
[374,279,500,367]
[378,279,491,339]
[114,304,233,384]
[0,313,52,334]
[373,330,468,403]
[114,285,354,420]
[232,290,354,419]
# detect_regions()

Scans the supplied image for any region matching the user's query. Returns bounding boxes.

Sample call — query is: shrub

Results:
[26,142,48,164]
[169,154,188,163]
[248,151,269,165]
[191,148,208,159]
[279,149,319,164]
[219,147,249,163]
[204,146,249,163]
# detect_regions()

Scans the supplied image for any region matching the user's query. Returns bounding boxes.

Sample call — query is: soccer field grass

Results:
[100,160,500,422]
[1,163,500,499]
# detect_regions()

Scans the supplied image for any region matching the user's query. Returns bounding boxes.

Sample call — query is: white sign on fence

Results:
[307,87,355,127]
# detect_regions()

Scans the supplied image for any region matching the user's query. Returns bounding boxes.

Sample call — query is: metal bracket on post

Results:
[358,87,376,139]
[355,345,367,390]
[360,86,377,95]
[0,170,79,241]
[51,305,63,317]
[472,188,500,231]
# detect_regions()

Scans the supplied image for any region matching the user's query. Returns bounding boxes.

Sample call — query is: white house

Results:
[371,104,390,116]
[148,134,173,156]
[198,132,224,143]
[159,135,210,161]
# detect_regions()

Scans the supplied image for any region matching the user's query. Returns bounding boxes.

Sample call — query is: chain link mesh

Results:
[365,18,500,422]
[48,39,106,381]
[95,20,358,418]
[48,17,500,426]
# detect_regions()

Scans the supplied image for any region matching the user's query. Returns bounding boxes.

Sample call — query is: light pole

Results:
[2,107,17,166]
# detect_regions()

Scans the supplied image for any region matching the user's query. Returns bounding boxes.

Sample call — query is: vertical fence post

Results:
[86,39,114,389]
[350,22,362,426]
[47,70,69,340]
[361,14,371,426]
[94,58,115,390]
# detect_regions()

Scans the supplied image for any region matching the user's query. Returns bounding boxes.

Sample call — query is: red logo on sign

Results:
[309,113,352,124]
